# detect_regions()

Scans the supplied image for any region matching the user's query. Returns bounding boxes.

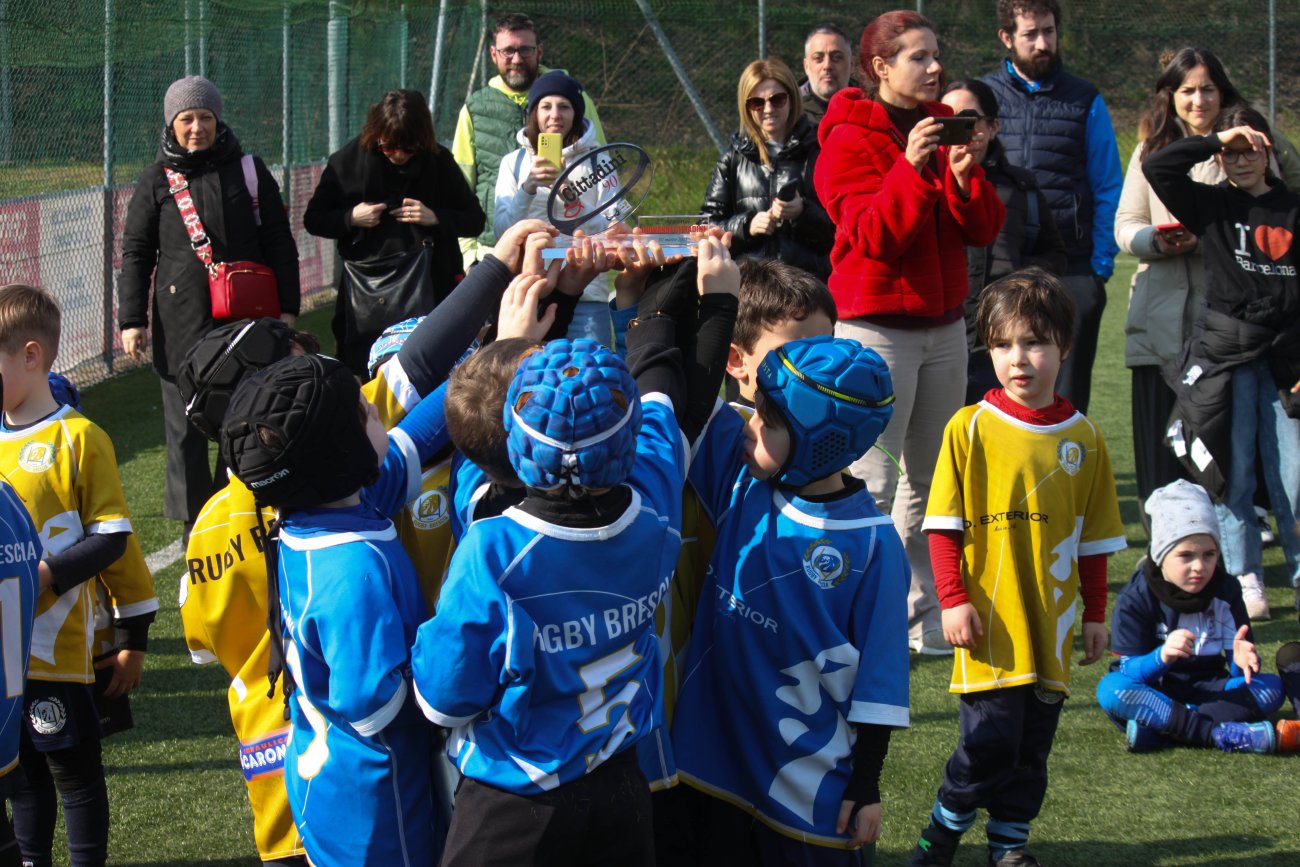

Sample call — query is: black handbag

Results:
[342,241,436,336]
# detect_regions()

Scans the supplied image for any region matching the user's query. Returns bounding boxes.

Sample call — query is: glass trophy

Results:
[540,143,709,260]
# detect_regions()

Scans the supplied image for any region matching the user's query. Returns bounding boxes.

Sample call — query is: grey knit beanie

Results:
[164,76,223,124]
[1146,479,1220,566]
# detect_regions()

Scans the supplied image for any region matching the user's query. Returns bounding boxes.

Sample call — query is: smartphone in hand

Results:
[538,133,564,169]
[934,116,976,146]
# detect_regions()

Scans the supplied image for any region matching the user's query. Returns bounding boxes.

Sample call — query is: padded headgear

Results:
[366,316,425,379]
[755,336,894,488]
[221,354,379,509]
[177,318,298,441]
[505,338,641,494]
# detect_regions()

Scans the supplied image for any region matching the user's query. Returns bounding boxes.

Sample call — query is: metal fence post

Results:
[282,0,292,203]
[0,0,12,166]
[399,4,410,91]
[633,0,726,153]
[101,0,115,372]
[429,0,449,122]
[1268,0,1276,126]
[758,0,765,58]
[198,0,208,78]
[327,0,347,154]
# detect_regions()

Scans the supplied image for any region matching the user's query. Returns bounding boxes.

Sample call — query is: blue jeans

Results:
[1215,360,1300,584]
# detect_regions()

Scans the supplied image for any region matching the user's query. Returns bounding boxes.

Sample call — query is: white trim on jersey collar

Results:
[503,488,644,541]
[773,489,894,531]
[973,400,1083,434]
[278,523,398,551]
[0,402,73,439]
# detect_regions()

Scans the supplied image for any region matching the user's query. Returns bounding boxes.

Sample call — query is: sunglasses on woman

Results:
[378,142,418,156]
[746,91,790,113]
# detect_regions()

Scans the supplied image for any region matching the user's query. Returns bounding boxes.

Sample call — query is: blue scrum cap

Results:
[366,316,424,379]
[755,335,894,487]
[504,338,641,494]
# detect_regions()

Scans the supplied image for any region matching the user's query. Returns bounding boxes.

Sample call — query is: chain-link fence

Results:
[1,0,1297,385]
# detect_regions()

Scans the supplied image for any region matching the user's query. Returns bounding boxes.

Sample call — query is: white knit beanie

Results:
[164,76,223,124]
[1146,479,1220,566]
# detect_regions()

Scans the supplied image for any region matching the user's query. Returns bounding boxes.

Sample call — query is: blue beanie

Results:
[526,71,586,135]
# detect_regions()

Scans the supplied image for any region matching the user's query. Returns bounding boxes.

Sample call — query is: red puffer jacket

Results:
[814,89,1004,321]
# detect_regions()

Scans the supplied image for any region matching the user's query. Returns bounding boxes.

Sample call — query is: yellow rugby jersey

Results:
[0,406,157,684]
[182,476,302,861]
[922,402,1125,695]
[178,363,420,861]
[395,457,455,612]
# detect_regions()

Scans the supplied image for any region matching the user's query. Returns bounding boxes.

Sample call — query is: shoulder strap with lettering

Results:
[162,167,217,275]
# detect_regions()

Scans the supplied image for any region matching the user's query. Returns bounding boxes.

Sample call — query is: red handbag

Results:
[164,159,281,321]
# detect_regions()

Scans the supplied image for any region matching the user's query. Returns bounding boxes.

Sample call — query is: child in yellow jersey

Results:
[910,268,1126,867]
[0,284,158,867]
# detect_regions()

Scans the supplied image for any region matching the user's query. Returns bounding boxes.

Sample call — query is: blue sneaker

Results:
[1211,721,1275,754]
[1125,719,1168,753]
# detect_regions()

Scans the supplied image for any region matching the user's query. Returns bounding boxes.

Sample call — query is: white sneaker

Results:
[1256,507,1276,546]
[909,629,955,656]
[1238,572,1271,621]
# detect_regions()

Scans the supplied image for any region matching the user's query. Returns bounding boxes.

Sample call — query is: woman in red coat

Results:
[814,10,1003,655]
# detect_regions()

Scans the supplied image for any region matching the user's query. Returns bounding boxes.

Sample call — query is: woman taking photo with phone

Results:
[814,9,1003,656]
[305,89,484,375]
[494,71,612,345]
[700,58,834,280]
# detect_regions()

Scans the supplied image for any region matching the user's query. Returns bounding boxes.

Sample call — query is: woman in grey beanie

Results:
[117,75,300,548]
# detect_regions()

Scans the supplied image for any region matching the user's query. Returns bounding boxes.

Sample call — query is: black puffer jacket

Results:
[964,138,1068,348]
[700,115,833,280]
[118,124,300,379]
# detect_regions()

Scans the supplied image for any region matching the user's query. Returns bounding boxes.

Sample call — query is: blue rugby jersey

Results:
[276,506,436,866]
[672,401,910,846]
[0,482,42,780]
[412,395,687,795]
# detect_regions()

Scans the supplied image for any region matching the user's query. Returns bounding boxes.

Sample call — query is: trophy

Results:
[540,143,709,260]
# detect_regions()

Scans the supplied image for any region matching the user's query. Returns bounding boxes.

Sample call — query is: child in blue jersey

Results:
[1097,480,1292,754]
[672,258,908,866]
[0,476,45,867]
[911,269,1126,867]
[412,237,739,867]
[221,352,457,867]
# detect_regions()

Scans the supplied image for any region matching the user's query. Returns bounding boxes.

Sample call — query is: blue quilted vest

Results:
[984,63,1099,265]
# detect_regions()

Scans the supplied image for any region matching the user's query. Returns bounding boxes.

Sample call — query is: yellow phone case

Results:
[538,133,563,169]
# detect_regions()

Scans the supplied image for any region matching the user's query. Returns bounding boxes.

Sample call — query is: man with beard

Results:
[452,12,606,267]
[983,0,1121,415]
[799,24,855,129]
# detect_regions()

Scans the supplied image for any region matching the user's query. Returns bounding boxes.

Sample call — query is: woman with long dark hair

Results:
[814,10,1003,655]
[700,58,833,280]
[306,89,485,374]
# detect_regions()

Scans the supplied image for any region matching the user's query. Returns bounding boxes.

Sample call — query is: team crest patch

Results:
[1056,438,1085,476]
[17,441,55,473]
[410,486,450,530]
[29,696,67,735]
[803,539,849,589]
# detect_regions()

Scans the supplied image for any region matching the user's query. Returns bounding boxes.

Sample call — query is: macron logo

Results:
[249,468,290,489]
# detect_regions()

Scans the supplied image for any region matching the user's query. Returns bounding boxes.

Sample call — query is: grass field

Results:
[77,258,1300,866]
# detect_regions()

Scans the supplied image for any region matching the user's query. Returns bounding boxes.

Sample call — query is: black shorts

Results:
[22,681,102,753]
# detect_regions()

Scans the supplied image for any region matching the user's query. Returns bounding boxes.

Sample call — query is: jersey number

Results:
[576,642,641,769]
[768,643,858,826]
[0,578,24,698]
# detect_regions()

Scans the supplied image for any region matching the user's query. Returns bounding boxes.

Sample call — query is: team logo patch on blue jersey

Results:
[29,697,66,734]
[17,441,56,473]
[1056,438,1085,476]
[239,728,290,781]
[803,539,849,589]
[410,487,450,530]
